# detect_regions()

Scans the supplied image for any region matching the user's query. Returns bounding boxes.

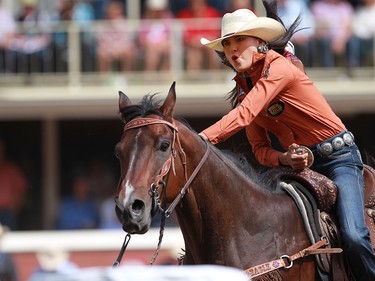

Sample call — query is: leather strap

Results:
[123,117,208,218]
[124,117,179,187]
[244,239,342,278]
[124,117,178,132]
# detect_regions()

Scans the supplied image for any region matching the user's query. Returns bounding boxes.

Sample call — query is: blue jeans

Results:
[310,140,375,281]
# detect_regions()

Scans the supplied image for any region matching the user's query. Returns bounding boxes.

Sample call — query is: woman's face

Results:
[222,35,260,73]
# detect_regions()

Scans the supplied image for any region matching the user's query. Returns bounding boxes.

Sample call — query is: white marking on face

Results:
[123,180,134,206]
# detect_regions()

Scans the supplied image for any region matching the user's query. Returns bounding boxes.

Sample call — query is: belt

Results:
[310,131,355,156]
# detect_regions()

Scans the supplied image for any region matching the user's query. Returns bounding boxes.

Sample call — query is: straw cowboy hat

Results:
[201,9,285,52]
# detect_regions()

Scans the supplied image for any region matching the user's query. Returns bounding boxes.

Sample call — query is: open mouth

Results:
[232,55,239,61]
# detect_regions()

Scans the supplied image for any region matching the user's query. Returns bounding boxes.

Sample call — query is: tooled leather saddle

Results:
[263,164,375,280]
[276,164,375,248]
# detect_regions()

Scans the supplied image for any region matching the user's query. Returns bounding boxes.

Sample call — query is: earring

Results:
[257,44,268,54]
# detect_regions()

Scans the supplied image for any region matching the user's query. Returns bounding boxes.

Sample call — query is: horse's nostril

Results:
[132,199,145,215]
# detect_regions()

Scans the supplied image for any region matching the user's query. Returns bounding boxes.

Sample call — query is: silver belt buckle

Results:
[343,132,354,146]
[332,137,345,150]
[320,142,333,155]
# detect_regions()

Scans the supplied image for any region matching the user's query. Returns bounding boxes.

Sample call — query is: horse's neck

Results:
[174,129,313,270]
[176,136,270,264]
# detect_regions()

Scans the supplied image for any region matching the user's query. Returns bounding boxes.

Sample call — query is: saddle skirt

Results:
[364,165,375,248]
[266,165,375,249]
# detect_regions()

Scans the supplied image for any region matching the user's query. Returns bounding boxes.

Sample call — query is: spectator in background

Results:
[310,0,354,67]
[71,0,96,71]
[0,0,16,49]
[99,192,121,229]
[351,0,375,67]
[86,159,116,205]
[95,0,136,73]
[51,0,74,72]
[52,0,95,72]
[28,247,79,281]
[7,0,53,73]
[83,159,119,229]
[0,0,17,73]
[92,0,109,19]
[0,138,28,230]
[225,0,255,12]
[0,224,18,281]
[139,0,173,72]
[176,0,221,71]
[55,175,100,230]
[277,0,315,67]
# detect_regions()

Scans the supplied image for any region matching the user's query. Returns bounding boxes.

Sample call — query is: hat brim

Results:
[201,18,285,52]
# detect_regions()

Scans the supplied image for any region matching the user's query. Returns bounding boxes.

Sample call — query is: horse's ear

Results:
[118,91,132,112]
[160,81,176,119]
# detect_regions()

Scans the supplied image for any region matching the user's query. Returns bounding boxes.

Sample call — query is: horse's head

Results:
[114,82,180,234]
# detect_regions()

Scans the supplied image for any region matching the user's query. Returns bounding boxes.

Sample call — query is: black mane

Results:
[219,148,271,189]
[120,93,194,130]
[120,94,164,123]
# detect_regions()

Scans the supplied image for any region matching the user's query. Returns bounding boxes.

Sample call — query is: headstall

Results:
[123,117,209,217]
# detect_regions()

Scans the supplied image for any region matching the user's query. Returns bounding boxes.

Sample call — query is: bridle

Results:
[126,117,184,217]
[113,116,210,266]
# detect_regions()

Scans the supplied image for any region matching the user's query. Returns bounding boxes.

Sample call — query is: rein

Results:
[114,116,209,265]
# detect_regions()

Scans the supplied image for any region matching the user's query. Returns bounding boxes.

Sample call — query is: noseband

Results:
[122,117,210,217]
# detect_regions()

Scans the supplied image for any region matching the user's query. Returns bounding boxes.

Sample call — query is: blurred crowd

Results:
[0,134,178,232]
[0,0,374,75]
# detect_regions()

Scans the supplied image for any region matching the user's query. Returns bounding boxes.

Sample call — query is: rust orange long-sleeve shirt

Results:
[201,50,345,167]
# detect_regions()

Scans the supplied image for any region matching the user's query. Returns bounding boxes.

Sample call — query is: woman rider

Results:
[198,6,375,281]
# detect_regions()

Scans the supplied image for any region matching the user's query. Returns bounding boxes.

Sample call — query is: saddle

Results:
[267,165,375,246]
[364,165,375,248]
[264,164,375,280]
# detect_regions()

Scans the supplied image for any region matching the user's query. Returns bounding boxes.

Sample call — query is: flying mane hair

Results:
[119,93,193,130]
[119,94,163,123]
[217,0,303,108]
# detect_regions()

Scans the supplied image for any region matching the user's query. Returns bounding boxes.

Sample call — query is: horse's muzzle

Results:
[114,196,151,234]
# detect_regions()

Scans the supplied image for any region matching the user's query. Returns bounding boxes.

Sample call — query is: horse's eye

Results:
[159,141,170,152]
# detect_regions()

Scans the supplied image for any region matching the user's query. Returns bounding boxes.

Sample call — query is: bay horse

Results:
[114,82,335,280]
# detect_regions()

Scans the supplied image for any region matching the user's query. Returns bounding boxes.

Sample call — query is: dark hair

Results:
[217,0,303,108]
[263,0,302,54]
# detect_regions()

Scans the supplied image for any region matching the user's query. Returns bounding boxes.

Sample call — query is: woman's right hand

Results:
[279,143,311,170]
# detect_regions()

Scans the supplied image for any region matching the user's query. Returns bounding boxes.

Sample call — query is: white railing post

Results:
[67,23,81,86]
[170,21,184,77]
